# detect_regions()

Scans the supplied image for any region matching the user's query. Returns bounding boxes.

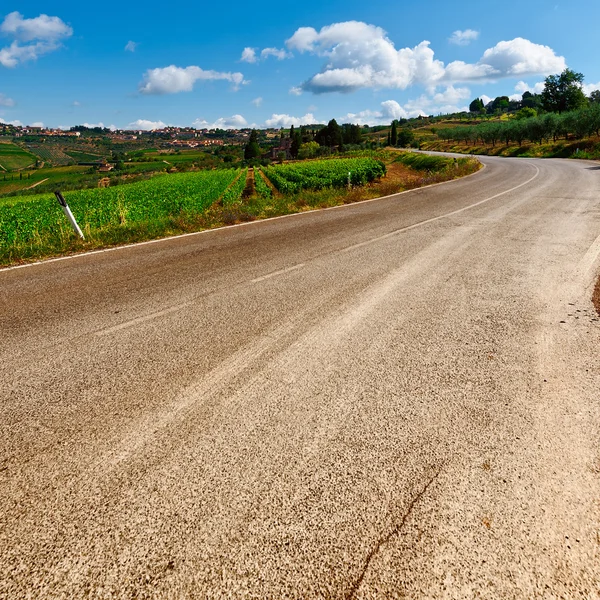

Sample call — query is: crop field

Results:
[394,152,466,172]
[1,169,242,253]
[263,158,386,194]
[26,144,74,166]
[0,143,37,171]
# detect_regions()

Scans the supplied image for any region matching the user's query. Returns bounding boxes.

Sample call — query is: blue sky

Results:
[1,0,599,130]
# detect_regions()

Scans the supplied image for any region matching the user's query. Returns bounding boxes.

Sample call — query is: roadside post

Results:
[54,191,85,239]
[348,171,351,189]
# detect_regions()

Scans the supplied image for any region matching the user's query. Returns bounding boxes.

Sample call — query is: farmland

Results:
[1,169,242,262]
[0,154,480,266]
[263,157,386,194]
[0,143,37,171]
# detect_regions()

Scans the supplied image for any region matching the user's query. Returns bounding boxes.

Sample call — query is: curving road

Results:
[1,156,599,598]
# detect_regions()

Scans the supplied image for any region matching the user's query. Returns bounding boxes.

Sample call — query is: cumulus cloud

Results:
[80,122,117,130]
[260,47,291,60]
[0,117,22,126]
[139,65,247,94]
[29,121,44,127]
[192,114,248,129]
[252,97,263,107]
[289,86,303,96]
[0,11,72,67]
[126,119,167,131]
[514,80,545,95]
[449,29,479,46]
[240,47,257,63]
[583,81,600,95]
[0,93,15,107]
[125,40,138,52]
[339,88,471,126]
[284,21,566,94]
[477,38,565,77]
[338,100,411,126]
[286,22,445,93]
[264,113,322,128]
[404,85,471,115]
[241,46,291,63]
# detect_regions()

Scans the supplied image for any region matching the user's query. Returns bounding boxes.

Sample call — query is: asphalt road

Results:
[1,156,599,599]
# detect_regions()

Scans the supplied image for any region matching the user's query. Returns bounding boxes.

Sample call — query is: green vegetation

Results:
[428,104,600,157]
[394,153,467,172]
[1,169,240,262]
[0,143,37,171]
[263,157,386,194]
[254,170,273,199]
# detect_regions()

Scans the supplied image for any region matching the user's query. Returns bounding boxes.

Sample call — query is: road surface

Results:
[1,156,599,598]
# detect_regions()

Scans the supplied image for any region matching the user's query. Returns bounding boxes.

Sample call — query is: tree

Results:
[515,107,537,120]
[541,69,588,114]
[390,120,398,146]
[315,119,343,148]
[469,98,484,113]
[396,128,415,148]
[589,90,600,104]
[298,141,319,160]
[244,129,261,160]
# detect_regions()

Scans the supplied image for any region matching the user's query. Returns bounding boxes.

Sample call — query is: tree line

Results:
[436,104,600,147]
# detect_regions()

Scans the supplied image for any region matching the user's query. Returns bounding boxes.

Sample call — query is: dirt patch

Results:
[593,275,600,315]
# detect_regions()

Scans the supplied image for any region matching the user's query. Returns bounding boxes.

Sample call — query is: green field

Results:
[0,165,96,196]
[1,169,243,261]
[263,157,386,194]
[0,143,37,171]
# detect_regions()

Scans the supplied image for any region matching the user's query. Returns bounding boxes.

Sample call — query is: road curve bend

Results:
[1,156,599,598]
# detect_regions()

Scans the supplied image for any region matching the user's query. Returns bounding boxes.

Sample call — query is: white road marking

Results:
[95,303,192,337]
[342,163,540,253]
[251,263,305,283]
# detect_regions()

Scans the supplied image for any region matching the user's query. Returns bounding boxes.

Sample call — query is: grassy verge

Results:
[0,153,481,268]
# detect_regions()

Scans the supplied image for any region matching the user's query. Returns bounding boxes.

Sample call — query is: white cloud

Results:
[284,21,566,94]
[125,119,166,131]
[477,38,565,77]
[339,89,470,126]
[449,29,479,46]
[480,94,492,106]
[583,82,600,95]
[125,40,138,52]
[339,100,411,126]
[192,114,248,130]
[286,22,445,93]
[404,85,471,116]
[252,97,263,107]
[1,11,72,42]
[0,93,15,107]
[29,121,44,127]
[264,113,322,128]
[139,65,247,94]
[260,47,291,60]
[289,86,303,96]
[242,46,291,63]
[0,11,72,68]
[81,122,116,130]
[514,80,545,95]
[0,117,22,126]
[240,47,257,63]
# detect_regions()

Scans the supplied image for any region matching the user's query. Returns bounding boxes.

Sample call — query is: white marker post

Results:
[55,191,85,239]
[348,171,351,189]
